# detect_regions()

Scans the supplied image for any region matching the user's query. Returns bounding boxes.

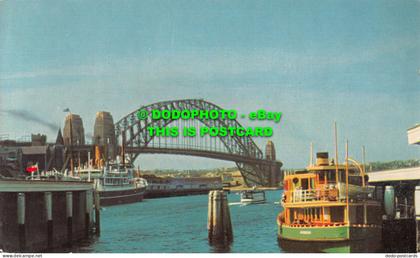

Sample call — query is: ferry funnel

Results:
[316,152,329,166]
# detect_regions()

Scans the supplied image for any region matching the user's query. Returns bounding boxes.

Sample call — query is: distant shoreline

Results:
[224,186,281,192]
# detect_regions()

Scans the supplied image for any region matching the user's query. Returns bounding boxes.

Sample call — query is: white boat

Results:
[78,162,148,206]
[240,189,266,204]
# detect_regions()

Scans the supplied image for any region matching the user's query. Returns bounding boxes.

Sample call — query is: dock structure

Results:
[369,167,420,184]
[407,124,420,145]
[368,166,420,252]
[0,179,98,252]
[366,124,420,252]
[207,190,233,245]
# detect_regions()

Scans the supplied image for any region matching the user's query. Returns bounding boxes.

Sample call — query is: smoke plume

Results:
[0,109,60,132]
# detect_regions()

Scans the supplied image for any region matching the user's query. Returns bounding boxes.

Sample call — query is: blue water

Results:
[75,190,284,253]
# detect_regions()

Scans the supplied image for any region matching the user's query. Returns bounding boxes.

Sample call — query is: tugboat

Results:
[240,187,266,205]
[277,151,383,252]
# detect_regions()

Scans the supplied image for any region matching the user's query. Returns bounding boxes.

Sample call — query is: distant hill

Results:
[141,159,420,178]
[281,160,420,173]
[141,167,237,177]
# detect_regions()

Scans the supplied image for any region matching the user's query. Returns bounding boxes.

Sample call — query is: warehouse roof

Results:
[21,146,48,155]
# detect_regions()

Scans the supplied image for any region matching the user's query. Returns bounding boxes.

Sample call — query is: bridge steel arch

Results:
[115,99,282,186]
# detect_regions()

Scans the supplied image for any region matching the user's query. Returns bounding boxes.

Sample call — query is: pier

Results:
[367,125,420,252]
[368,166,420,252]
[0,179,98,252]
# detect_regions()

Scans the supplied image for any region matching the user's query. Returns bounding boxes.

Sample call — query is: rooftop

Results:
[368,166,420,183]
[407,124,420,145]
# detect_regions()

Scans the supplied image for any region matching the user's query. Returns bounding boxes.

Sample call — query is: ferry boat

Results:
[277,152,383,247]
[240,188,266,204]
[78,161,147,206]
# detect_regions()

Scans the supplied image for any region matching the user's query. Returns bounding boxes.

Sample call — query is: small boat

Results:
[240,188,266,204]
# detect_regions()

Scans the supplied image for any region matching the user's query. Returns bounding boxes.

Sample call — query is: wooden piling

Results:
[85,190,93,237]
[44,192,53,249]
[94,191,101,236]
[222,192,233,242]
[207,190,233,244]
[17,193,25,250]
[207,191,214,240]
[213,191,223,240]
[417,220,420,253]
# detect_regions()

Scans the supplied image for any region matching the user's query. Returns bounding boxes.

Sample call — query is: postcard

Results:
[0,0,419,256]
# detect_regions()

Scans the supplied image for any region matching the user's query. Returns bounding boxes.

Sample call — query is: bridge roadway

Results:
[124,146,282,166]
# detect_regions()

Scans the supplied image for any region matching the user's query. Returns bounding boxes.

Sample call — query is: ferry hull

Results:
[99,188,145,206]
[278,237,383,253]
[278,224,381,242]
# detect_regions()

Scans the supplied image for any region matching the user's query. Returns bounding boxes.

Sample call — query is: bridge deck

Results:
[125,146,282,166]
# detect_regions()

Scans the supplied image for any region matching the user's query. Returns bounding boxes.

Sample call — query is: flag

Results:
[26,164,38,173]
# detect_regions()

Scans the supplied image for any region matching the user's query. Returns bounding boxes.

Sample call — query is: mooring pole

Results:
[66,192,73,245]
[17,193,26,251]
[94,191,101,236]
[207,190,233,244]
[207,191,214,241]
[222,191,233,241]
[44,192,53,249]
[85,190,93,237]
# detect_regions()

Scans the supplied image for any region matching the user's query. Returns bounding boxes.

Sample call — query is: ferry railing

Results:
[288,188,339,203]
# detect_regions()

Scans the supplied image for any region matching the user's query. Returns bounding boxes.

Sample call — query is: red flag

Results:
[26,164,38,173]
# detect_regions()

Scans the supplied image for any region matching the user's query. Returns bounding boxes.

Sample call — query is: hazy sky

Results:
[0,0,419,169]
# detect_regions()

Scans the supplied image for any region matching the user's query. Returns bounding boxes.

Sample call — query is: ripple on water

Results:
[73,190,285,253]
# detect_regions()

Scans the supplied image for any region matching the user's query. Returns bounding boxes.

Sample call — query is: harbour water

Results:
[72,190,283,253]
[67,190,387,253]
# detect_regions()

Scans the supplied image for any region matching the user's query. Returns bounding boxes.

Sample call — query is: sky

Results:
[0,0,419,169]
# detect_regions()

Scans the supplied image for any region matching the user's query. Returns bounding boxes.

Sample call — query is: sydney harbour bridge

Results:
[68,99,282,187]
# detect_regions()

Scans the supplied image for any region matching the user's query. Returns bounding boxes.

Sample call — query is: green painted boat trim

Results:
[278,225,349,242]
[278,224,382,242]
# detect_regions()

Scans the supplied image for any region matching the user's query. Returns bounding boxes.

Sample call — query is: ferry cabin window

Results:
[319,170,336,184]
[339,170,345,183]
[348,175,363,186]
[319,173,325,183]
[330,207,344,223]
[301,178,309,190]
[338,170,363,185]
